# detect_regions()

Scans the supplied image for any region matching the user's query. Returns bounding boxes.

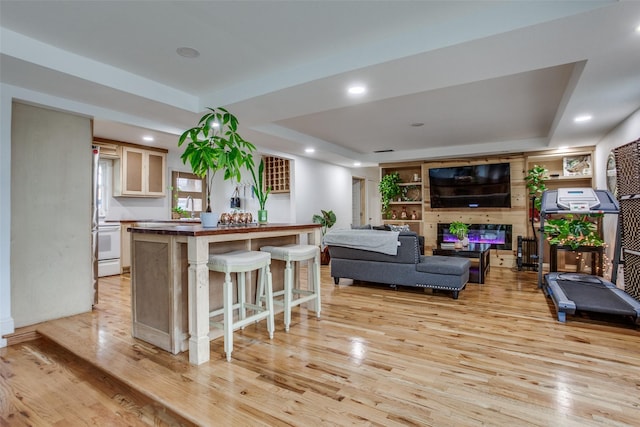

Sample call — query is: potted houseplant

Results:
[544,214,603,249]
[449,221,469,248]
[247,158,271,224]
[172,206,187,219]
[525,165,548,220]
[379,171,401,218]
[178,107,256,227]
[313,209,337,264]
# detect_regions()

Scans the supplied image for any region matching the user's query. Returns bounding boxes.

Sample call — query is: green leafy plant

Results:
[178,107,256,212]
[312,210,337,236]
[247,158,271,210]
[172,206,186,216]
[378,172,401,216]
[525,165,548,211]
[448,221,469,240]
[544,214,603,249]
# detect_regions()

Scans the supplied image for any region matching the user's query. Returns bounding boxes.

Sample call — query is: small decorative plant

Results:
[449,221,469,241]
[313,209,337,264]
[525,165,548,212]
[172,206,187,217]
[312,210,337,236]
[544,214,603,249]
[247,157,271,222]
[178,107,255,212]
[379,172,401,217]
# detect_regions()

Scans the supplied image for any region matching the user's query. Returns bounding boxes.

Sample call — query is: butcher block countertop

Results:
[105,219,201,224]
[128,222,320,236]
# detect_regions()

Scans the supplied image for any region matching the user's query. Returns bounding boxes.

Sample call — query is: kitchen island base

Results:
[129,223,321,364]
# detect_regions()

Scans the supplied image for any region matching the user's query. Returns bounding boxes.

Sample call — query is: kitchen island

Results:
[128,222,321,365]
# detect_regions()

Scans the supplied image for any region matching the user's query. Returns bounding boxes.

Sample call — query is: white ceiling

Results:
[1,0,639,167]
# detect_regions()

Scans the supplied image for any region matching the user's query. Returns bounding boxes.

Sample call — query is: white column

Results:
[0,85,15,347]
[187,236,211,365]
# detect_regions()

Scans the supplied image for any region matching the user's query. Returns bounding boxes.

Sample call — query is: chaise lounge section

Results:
[325,229,470,299]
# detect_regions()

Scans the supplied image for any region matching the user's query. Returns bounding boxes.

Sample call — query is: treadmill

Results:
[538,188,640,324]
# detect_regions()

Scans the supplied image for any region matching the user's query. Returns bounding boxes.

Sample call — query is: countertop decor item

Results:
[247,158,271,224]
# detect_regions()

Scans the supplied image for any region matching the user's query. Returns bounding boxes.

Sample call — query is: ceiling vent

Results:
[373,149,394,153]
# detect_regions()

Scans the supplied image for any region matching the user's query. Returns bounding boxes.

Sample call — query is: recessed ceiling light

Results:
[574,114,593,123]
[636,24,640,33]
[305,148,315,153]
[347,85,367,95]
[353,162,361,167]
[176,47,200,58]
[142,135,154,142]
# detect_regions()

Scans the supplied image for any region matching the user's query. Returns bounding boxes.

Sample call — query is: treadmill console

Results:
[556,188,600,211]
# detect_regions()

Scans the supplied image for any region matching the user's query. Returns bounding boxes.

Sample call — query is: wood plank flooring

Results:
[2,265,640,426]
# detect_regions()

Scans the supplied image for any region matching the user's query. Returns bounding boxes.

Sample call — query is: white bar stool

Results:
[259,244,321,331]
[208,250,275,361]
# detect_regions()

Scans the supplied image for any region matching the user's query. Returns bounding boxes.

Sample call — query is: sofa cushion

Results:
[388,224,411,232]
[417,255,470,276]
[351,224,373,230]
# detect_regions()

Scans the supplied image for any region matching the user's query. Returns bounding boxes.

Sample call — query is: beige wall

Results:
[11,102,93,327]
[422,155,528,269]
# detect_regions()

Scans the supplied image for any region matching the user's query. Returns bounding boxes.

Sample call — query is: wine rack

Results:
[264,155,290,193]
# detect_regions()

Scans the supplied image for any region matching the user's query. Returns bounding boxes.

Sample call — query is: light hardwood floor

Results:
[2,265,640,426]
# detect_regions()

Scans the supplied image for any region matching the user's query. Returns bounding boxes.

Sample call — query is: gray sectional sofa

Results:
[326,230,470,299]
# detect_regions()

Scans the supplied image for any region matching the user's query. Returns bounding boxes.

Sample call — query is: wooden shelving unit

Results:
[380,162,424,235]
[525,148,594,192]
[525,147,596,271]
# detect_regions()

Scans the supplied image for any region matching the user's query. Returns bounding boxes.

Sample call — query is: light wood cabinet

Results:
[114,146,167,197]
[380,162,424,236]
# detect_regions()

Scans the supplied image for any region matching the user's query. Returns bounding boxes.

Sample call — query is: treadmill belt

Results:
[557,280,637,316]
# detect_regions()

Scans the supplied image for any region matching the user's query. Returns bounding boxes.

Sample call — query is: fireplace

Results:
[437,223,513,250]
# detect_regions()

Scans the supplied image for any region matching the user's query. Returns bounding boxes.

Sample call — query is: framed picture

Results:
[563,154,592,176]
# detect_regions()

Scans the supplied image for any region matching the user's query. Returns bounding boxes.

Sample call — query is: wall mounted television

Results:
[428,162,512,208]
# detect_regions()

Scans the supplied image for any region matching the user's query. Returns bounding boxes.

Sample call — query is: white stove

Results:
[98,223,121,277]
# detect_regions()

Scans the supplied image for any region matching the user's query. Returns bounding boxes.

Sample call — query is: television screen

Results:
[429,163,511,208]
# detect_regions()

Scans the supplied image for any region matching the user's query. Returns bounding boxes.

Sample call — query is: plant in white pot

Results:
[247,158,271,224]
[178,107,256,227]
[449,221,469,249]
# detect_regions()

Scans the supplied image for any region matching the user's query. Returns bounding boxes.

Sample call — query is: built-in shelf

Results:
[547,175,593,181]
[380,162,425,235]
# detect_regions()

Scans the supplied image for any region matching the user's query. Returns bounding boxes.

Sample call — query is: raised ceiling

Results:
[1,1,639,166]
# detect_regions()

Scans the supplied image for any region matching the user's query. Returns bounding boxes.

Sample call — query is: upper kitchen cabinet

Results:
[113,145,167,197]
